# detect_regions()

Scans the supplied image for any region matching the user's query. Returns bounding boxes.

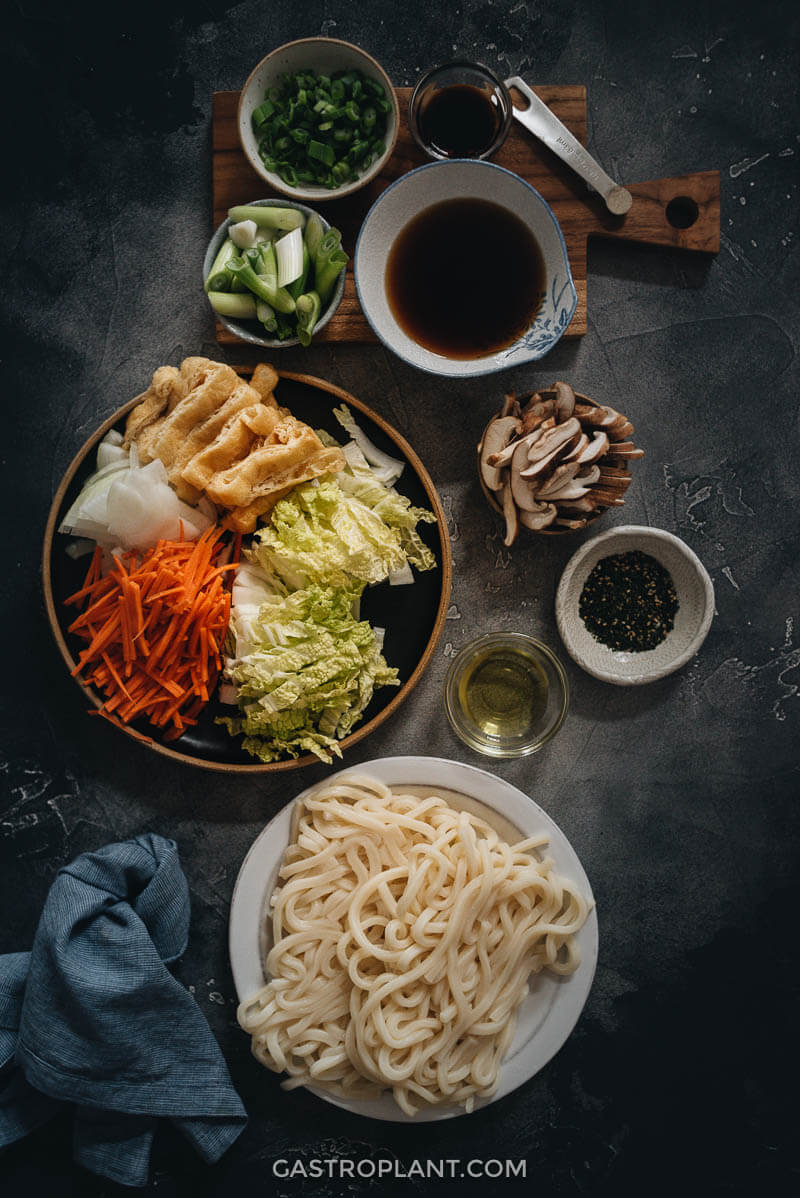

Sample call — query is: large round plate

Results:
[229,756,599,1121]
[42,371,451,772]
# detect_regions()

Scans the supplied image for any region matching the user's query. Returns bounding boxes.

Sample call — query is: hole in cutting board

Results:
[666,195,700,229]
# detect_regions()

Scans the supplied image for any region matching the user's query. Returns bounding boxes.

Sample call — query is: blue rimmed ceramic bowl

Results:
[354,160,577,378]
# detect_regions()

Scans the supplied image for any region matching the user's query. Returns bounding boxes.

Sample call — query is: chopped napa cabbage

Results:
[334,438,437,573]
[250,472,436,592]
[218,580,398,763]
[332,403,405,485]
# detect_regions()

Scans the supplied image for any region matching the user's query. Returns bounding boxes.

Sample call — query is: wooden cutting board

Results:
[212,86,720,343]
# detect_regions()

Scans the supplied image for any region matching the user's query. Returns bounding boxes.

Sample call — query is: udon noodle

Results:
[237,775,590,1116]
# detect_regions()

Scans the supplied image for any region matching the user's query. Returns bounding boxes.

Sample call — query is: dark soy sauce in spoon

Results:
[419,84,502,157]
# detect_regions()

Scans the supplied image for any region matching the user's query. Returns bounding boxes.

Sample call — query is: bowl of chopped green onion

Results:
[238,38,399,201]
[204,199,348,347]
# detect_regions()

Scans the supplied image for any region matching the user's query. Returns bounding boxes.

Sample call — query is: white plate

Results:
[228,755,598,1122]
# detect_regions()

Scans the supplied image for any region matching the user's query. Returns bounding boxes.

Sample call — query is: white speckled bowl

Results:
[354,159,578,378]
[555,525,715,685]
[238,38,399,202]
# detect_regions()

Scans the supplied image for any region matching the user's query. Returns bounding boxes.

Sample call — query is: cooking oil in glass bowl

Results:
[444,633,568,757]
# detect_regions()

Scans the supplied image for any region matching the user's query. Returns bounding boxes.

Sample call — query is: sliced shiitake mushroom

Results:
[558,495,601,513]
[488,426,543,467]
[573,430,609,465]
[519,397,556,435]
[500,392,521,419]
[479,415,522,491]
[554,516,588,529]
[535,461,580,498]
[525,418,581,463]
[520,502,557,530]
[479,384,641,539]
[542,479,591,501]
[510,440,547,512]
[519,440,572,480]
[562,432,589,462]
[552,380,576,421]
[501,481,520,546]
[574,403,619,428]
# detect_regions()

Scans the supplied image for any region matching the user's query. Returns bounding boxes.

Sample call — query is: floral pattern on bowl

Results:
[506,273,577,361]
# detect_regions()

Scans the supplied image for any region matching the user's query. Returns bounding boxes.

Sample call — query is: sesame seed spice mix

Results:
[578,550,679,652]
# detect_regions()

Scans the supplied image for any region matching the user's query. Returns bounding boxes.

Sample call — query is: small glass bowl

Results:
[443,633,569,758]
[409,61,512,161]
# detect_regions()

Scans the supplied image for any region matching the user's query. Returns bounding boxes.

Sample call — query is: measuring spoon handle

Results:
[505,76,632,215]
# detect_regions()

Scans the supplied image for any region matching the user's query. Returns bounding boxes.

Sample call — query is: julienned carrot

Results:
[65,527,241,740]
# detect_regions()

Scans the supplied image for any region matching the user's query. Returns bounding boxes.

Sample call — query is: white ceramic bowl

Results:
[354,159,578,378]
[555,525,715,685]
[238,38,399,202]
[203,198,346,348]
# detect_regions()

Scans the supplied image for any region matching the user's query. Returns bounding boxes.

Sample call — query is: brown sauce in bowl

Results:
[385,197,545,360]
[418,84,503,158]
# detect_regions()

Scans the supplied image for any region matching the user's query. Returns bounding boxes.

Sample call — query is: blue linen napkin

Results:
[0,833,246,1187]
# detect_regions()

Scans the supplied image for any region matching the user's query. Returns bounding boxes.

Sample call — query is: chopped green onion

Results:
[308,139,335,167]
[256,300,278,333]
[227,204,305,230]
[296,291,321,347]
[304,213,325,258]
[313,229,348,304]
[287,237,310,300]
[207,291,258,319]
[275,226,304,287]
[252,99,275,127]
[227,254,296,313]
[249,66,391,192]
[204,237,237,293]
[274,312,296,341]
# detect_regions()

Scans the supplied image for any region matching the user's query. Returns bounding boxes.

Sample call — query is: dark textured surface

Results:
[2,1,799,1195]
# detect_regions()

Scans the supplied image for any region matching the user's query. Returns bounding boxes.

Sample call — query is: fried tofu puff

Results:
[123,358,345,532]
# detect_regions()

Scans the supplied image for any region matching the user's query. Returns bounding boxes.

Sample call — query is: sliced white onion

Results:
[59,470,121,536]
[59,518,113,542]
[96,441,129,470]
[175,497,213,534]
[197,495,218,523]
[65,537,99,559]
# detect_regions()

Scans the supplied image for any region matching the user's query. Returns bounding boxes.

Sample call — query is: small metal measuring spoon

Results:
[505,76,633,216]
